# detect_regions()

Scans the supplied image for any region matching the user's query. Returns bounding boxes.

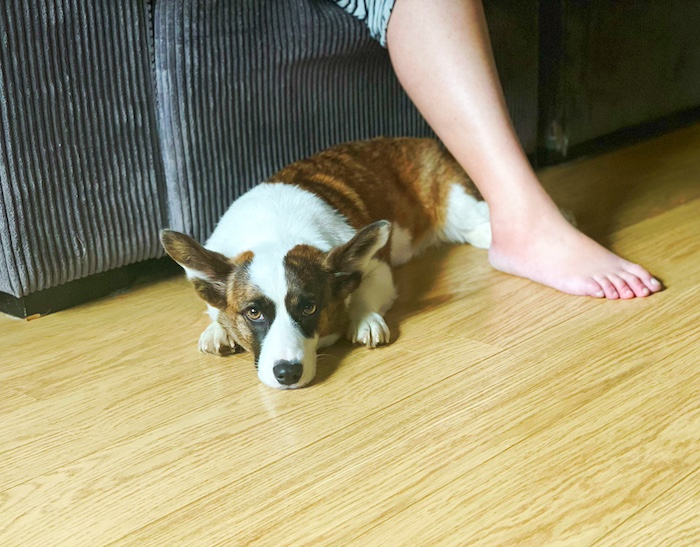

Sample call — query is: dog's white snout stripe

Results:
[257,311,317,389]
[248,248,319,389]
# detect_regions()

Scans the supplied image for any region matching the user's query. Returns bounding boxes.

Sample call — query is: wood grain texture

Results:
[600,467,700,546]
[0,385,35,415]
[1,126,700,545]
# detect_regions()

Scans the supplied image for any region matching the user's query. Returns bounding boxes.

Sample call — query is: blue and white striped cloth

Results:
[332,0,396,47]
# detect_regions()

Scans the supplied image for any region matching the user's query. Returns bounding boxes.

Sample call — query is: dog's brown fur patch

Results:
[161,230,233,281]
[284,244,348,340]
[218,251,260,353]
[269,138,480,243]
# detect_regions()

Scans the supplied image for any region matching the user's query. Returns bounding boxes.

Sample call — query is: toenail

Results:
[641,287,649,295]
[651,278,661,287]
[595,291,605,298]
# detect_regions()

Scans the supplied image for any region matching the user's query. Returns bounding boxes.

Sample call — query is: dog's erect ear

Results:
[325,220,391,298]
[160,230,232,280]
[160,230,232,309]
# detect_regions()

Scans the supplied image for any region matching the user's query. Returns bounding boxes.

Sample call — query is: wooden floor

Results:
[2,125,700,546]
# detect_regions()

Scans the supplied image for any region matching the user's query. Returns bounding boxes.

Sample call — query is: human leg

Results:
[385,0,661,299]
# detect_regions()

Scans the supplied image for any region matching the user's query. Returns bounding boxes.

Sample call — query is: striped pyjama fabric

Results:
[331,0,396,46]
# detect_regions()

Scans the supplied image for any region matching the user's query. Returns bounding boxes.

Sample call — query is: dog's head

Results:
[160,221,390,389]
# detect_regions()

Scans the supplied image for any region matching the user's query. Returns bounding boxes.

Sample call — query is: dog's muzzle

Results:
[273,360,303,386]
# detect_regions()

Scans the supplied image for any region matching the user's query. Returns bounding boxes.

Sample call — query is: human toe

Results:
[618,271,651,298]
[581,278,605,298]
[608,274,636,299]
[624,263,662,293]
[594,275,619,300]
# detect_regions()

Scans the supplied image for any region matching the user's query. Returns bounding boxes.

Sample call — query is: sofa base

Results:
[537,106,700,166]
[0,258,181,320]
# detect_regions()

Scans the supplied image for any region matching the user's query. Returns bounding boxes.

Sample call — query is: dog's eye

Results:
[245,307,263,321]
[302,302,317,316]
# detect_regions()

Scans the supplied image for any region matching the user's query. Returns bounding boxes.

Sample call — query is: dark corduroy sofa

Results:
[1,0,699,318]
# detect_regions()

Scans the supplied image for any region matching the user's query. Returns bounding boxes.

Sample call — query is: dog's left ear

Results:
[160,230,233,309]
[325,220,391,298]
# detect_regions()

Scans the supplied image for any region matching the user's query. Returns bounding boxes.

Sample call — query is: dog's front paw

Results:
[198,322,239,355]
[349,312,390,348]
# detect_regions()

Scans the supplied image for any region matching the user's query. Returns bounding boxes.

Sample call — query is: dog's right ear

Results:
[160,230,232,309]
[325,220,391,298]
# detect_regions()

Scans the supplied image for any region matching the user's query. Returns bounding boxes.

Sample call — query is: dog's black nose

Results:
[273,360,303,386]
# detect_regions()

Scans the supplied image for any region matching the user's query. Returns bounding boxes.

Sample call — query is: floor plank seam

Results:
[590,465,700,546]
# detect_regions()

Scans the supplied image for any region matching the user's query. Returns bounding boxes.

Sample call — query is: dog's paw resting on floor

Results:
[198,321,243,356]
[161,137,495,389]
[350,312,391,348]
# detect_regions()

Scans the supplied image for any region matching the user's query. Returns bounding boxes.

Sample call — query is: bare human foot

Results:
[487,202,662,299]
[384,0,662,300]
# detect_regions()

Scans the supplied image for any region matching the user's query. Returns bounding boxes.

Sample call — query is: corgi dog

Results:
[161,138,492,389]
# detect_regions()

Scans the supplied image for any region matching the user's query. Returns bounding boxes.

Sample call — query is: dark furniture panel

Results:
[540,1,700,156]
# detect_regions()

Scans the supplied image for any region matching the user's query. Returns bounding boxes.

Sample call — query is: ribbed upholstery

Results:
[155,0,539,243]
[154,0,435,242]
[0,0,164,298]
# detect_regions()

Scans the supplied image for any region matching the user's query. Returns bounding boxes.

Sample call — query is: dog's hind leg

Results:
[438,183,577,251]
[439,183,492,249]
[347,259,397,348]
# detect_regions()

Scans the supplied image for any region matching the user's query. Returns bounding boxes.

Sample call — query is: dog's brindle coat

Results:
[161,138,492,389]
